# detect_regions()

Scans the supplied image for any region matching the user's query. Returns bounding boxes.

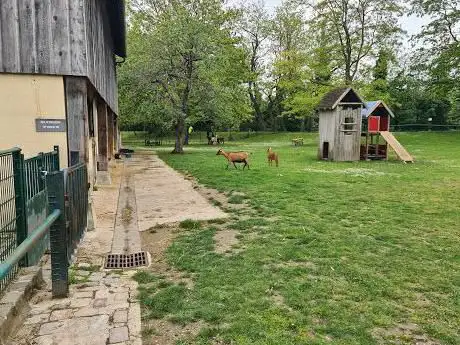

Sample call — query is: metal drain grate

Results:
[104,252,148,269]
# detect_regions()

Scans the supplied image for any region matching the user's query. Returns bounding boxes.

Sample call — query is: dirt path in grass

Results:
[132,153,253,344]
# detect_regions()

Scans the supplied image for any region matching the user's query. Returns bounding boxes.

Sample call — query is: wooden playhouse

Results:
[318,87,413,163]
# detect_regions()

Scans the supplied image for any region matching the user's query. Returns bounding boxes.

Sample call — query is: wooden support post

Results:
[107,110,114,160]
[365,133,369,160]
[113,117,119,153]
[97,101,108,171]
[65,77,88,166]
[376,133,380,158]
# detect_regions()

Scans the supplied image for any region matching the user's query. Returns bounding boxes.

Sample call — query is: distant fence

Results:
[122,126,460,148]
[122,130,269,146]
[391,124,460,132]
[0,146,89,296]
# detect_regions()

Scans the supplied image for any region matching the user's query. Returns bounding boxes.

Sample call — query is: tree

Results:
[359,49,395,105]
[268,2,336,130]
[410,0,459,104]
[408,0,459,124]
[305,0,403,84]
[268,1,307,130]
[118,0,251,153]
[237,0,272,130]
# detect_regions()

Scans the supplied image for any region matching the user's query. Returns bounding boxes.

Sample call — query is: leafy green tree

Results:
[410,0,459,119]
[118,0,251,153]
[369,0,459,128]
[237,0,272,130]
[304,0,403,84]
[268,2,307,129]
[269,2,336,130]
[360,49,395,105]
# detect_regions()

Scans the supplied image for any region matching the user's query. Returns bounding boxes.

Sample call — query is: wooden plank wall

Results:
[84,0,118,114]
[318,110,336,159]
[333,107,362,161]
[0,0,118,113]
[97,101,108,171]
[65,77,88,165]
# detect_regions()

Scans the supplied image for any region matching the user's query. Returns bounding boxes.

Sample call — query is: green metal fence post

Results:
[53,146,60,170]
[38,152,45,191]
[12,149,28,267]
[46,170,69,298]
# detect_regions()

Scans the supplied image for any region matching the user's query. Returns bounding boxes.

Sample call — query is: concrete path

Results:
[134,155,227,231]
[111,162,142,254]
[7,161,142,345]
[7,153,227,345]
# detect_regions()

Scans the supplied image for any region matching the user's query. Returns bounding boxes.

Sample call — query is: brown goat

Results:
[216,149,250,170]
[267,147,279,167]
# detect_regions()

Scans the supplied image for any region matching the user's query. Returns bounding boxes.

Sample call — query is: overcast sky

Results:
[261,0,430,38]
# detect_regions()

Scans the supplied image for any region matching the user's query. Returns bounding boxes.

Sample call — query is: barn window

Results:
[343,117,356,135]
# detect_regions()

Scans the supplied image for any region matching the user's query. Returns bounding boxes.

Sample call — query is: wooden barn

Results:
[318,88,413,163]
[317,87,366,161]
[0,0,126,185]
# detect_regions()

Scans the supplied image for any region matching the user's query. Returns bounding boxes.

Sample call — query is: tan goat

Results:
[267,147,279,167]
[216,149,250,170]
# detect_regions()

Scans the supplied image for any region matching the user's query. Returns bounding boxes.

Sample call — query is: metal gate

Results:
[24,147,60,265]
[0,149,23,292]
[65,163,88,260]
[0,147,59,292]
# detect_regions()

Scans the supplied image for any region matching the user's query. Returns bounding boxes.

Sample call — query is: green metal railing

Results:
[0,147,60,293]
[24,147,60,265]
[0,210,60,281]
[1,146,88,298]
[65,163,88,261]
[0,148,22,292]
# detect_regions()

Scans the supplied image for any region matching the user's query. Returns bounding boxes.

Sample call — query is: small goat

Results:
[216,149,250,170]
[267,147,279,167]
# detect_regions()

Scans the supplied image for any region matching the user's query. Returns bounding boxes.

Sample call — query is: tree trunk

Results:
[172,117,185,154]
[184,130,189,145]
[345,64,352,85]
[248,82,265,131]
[300,117,306,132]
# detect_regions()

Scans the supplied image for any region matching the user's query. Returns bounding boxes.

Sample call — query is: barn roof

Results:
[318,87,366,110]
[107,0,127,58]
[361,101,395,118]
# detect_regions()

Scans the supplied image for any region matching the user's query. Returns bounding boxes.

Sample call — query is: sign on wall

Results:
[35,119,66,132]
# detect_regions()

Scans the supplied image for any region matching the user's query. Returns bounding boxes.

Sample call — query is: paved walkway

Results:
[112,161,142,254]
[134,155,227,231]
[8,161,141,345]
[7,153,227,345]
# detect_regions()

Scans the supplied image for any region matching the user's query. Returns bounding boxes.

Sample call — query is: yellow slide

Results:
[379,131,413,163]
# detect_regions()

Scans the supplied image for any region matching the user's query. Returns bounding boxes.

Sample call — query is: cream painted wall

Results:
[0,74,68,166]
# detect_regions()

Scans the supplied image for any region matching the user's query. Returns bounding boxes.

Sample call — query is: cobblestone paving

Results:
[9,265,142,345]
[7,161,142,345]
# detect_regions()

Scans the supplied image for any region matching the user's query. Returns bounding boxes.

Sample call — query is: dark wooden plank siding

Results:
[69,0,86,75]
[50,0,71,74]
[18,0,36,73]
[0,1,21,72]
[84,0,118,114]
[35,0,52,73]
[0,0,118,113]
[65,76,87,164]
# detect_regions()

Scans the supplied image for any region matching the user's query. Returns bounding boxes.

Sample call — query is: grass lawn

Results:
[129,131,460,345]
